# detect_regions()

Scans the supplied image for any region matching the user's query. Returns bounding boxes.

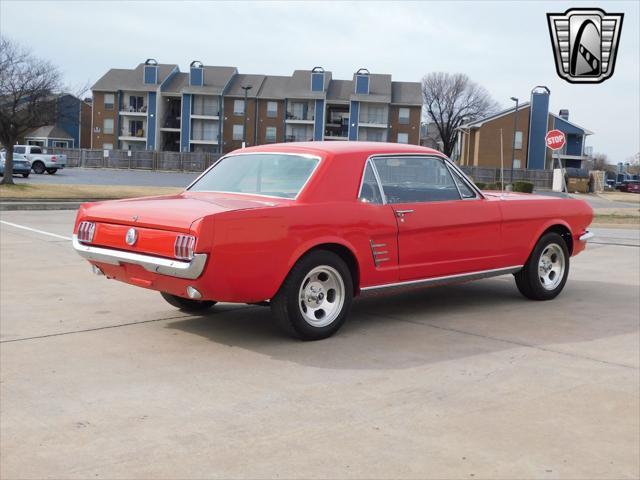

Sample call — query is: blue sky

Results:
[1,0,638,162]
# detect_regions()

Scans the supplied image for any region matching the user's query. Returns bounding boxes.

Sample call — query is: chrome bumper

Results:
[72,235,207,280]
[579,230,594,241]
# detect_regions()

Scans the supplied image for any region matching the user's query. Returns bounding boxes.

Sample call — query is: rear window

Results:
[188,153,319,199]
[13,146,25,154]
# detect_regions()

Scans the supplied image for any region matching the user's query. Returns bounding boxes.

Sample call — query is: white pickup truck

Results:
[13,145,67,174]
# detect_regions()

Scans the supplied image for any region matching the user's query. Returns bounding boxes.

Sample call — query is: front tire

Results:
[271,250,353,340]
[22,173,29,178]
[515,232,569,300]
[160,292,216,313]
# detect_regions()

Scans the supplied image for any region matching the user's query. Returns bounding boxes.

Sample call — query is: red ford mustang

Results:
[73,142,594,340]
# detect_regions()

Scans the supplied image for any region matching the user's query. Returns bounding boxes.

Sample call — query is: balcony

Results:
[119,126,146,142]
[192,95,220,119]
[325,105,349,140]
[286,100,315,123]
[120,93,148,116]
[359,104,388,128]
[161,97,181,131]
[285,124,313,142]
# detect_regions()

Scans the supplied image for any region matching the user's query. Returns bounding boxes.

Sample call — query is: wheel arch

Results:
[533,221,574,256]
[287,241,361,296]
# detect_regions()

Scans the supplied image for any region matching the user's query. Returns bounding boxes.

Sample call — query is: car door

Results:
[13,146,26,161]
[371,155,507,281]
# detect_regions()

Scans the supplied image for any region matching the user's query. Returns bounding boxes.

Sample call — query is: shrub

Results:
[513,181,534,193]
[474,182,486,189]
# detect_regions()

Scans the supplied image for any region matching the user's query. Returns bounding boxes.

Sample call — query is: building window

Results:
[52,141,69,148]
[104,93,115,110]
[365,105,386,124]
[193,95,219,116]
[233,99,245,115]
[397,132,409,144]
[513,159,522,169]
[233,124,244,141]
[267,101,278,118]
[103,118,114,134]
[192,119,218,142]
[398,107,410,125]
[103,143,113,150]
[265,126,277,143]
[514,131,523,149]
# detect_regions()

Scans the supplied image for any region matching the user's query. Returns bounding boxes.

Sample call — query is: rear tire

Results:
[22,173,29,178]
[32,161,45,174]
[46,168,57,174]
[160,292,216,313]
[514,232,569,300]
[271,250,353,341]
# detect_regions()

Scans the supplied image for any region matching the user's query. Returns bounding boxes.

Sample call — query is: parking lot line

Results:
[0,220,72,241]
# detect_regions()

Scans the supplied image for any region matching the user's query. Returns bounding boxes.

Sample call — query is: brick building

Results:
[90,60,422,153]
[458,87,593,170]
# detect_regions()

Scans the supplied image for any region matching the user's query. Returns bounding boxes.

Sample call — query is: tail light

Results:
[51,156,57,162]
[77,221,96,243]
[174,235,196,260]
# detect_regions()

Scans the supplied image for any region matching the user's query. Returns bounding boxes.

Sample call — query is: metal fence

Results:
[49,148,222,173]
[460,166,553,189]
[49,148,555,189]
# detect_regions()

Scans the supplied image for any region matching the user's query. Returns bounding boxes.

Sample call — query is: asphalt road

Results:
[1,211,638,479]
[12,167,199,188]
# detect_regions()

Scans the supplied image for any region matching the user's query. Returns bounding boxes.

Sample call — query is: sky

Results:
[1,0,638,162]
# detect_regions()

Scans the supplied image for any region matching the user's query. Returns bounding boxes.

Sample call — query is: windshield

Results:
[188,153,319,199]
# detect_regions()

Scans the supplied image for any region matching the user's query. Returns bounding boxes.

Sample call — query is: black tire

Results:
[32,161,45,174]
[160,292,216,313]
[271,250,353,341]
[22,173,29,178]
[46,168,57,174]
[514,232,570,300]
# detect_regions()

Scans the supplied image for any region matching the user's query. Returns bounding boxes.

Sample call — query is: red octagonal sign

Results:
[545,129,566,150]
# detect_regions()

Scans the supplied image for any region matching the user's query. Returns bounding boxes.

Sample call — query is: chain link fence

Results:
[49,148,222,173]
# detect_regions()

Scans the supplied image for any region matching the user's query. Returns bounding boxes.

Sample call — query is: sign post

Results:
[546,129,567,192]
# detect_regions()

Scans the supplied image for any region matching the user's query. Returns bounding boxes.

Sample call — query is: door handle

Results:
[394,209,414,218]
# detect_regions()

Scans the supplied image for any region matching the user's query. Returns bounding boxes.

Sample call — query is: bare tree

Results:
[591,153,609,171]
[0,36,63,185]
[421,72,499,157]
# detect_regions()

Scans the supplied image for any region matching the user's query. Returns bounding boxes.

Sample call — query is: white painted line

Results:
[0,220,72,241]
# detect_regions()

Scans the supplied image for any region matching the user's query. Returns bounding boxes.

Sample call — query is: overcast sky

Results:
[1,0,638,162]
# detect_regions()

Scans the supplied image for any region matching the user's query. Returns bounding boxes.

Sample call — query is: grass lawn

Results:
[0,183,182,200]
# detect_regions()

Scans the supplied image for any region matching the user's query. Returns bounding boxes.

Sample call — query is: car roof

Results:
[237,141,445,158]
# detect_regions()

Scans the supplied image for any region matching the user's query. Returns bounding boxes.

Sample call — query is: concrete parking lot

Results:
[1,210,639,479]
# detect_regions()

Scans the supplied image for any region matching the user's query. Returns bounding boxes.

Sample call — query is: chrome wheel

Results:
[538,243,565,291]
[298,265,345,327]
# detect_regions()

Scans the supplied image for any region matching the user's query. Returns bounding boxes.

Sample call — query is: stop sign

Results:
[545,129,566,150]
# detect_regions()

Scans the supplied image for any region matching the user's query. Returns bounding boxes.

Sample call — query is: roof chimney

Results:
[559,109,569,120]
[190,60,204,87]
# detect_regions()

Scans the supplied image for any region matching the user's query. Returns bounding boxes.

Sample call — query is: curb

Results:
[1,201,83,211]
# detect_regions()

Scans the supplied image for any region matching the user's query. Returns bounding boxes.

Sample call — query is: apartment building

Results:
[91,60,422,153]
[458,87,593,170]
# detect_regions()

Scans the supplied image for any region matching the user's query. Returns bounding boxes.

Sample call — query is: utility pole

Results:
[241,85,252,148]
[509,96,519,189]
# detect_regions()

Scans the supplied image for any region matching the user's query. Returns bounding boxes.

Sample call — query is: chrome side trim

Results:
[360,265,522,294]
[579,231,594,241]
[72,235,208,280]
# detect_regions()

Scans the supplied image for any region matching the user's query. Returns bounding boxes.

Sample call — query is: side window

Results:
[359,162,383,204]
[30,147,42,154]
[372,156,461,204]
[448,166,477,199]
[13,146,25,154]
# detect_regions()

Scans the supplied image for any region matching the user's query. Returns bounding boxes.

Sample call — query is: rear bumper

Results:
[72,235,207,280]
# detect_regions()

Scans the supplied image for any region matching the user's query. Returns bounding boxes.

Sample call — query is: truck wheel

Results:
[46,168,58,174]
[271,250,353,341]
[160,292,216,313]
[22,173,29,178]
[514,232,569,300]
[32,161,45,174]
